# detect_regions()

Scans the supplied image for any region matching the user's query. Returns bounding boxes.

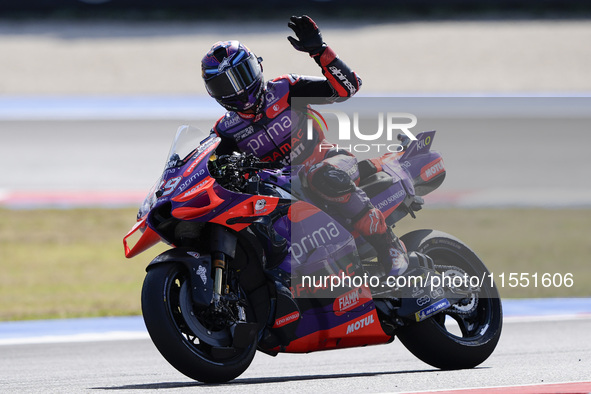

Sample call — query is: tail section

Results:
[397,130,445,196]
[400,131,436,160]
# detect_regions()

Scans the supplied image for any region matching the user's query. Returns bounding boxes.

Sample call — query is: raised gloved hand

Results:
[287,15,326,55]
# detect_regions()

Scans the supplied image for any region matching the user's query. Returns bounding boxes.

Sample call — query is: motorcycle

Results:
[123,125,502,383]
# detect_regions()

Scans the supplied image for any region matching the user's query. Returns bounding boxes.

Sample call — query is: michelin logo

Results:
[196,265,208,285]
[415,298,450,322]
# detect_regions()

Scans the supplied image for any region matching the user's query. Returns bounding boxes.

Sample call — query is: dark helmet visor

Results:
[205,54,262,98]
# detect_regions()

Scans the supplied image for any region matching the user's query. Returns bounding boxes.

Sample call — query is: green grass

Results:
[395,208,591,299]
[0,208,167,321]
[0,207,589,321]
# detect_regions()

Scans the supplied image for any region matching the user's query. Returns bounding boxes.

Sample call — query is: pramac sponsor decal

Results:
[265,92,289,119]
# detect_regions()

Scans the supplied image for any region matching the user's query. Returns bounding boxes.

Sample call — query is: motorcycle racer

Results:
[202,15,409,277]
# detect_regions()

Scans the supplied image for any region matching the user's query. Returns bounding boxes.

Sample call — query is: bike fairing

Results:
[124,124,502,382]
[127,127,388,348]
[123,15,501,383]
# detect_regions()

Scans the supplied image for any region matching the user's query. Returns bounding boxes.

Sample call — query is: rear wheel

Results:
[396,230,502,369]
[141,262,257,383]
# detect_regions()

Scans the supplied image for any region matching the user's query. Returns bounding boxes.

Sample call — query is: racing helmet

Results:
[201,41,265,113]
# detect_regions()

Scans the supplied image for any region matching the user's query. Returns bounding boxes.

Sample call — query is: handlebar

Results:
[248,161,284,170]
[215,153,283,171]
[208,153,285,193]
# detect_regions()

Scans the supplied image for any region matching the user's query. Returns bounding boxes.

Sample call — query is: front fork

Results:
[212,251,227,308]
[210,225,238,311]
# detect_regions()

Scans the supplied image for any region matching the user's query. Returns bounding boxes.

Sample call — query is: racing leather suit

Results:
[212,46,408,276]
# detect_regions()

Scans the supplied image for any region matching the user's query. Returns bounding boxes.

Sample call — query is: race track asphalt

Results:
[1,314,590,393]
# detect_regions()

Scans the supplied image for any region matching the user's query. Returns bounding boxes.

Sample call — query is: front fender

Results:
[147,247,214,308]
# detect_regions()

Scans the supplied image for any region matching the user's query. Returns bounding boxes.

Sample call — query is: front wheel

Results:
[141,262,257,383]
[396,230,502,370]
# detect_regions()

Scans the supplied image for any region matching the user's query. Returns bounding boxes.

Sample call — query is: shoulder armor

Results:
[214,112,246,136]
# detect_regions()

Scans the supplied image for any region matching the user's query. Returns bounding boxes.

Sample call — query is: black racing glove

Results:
[287,15,326,56]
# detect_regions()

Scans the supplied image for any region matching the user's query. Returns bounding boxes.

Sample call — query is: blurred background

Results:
[1,1,590,198]
[0,1,590,321]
